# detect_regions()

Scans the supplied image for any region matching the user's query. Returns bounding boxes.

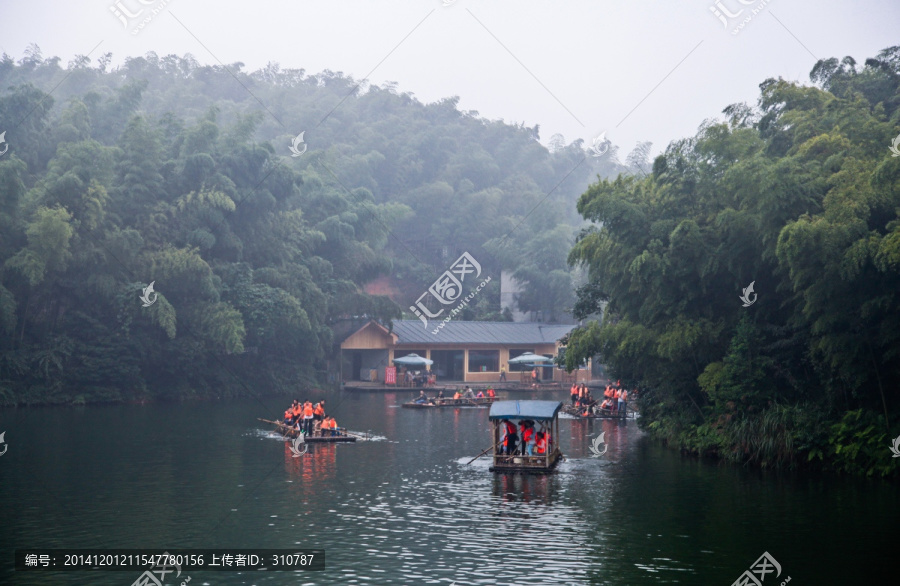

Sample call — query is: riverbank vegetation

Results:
[565,46,900,478]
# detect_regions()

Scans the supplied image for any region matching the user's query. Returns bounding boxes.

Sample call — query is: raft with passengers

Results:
[259,398,360,442]
[562,382,636,419]
[401,386,496,409]
[469,400,563,474]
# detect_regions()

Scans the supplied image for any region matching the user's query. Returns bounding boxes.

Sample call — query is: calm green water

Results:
[0,390,895,585]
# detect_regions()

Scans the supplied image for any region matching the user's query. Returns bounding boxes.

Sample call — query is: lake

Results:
[0,389,894,584]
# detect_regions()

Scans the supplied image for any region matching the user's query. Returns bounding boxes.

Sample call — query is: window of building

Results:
[468,350,499,372]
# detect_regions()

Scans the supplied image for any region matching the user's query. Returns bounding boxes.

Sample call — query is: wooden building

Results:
[339,320,590,384]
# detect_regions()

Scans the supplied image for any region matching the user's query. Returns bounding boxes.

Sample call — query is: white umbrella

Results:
[508,352,552,364]
[393,353,434,366]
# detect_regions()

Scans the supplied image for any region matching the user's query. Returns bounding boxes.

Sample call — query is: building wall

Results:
[500,270,531,322]
[342,322,394,349]
[389,343,589,383]
[340,321,592,384]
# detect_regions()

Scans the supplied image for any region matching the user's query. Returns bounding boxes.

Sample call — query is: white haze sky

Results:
[1,0,898,157]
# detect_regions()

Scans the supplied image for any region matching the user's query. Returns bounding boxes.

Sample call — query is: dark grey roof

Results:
[391,320,575,345]
[489,400,563,421]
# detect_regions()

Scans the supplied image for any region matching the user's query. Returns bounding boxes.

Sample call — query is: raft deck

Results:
[258,418,359,442]
[401,397,495,409]
[562,404,636,419]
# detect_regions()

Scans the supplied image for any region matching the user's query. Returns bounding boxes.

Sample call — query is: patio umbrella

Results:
[508,352,552,365]
[392,353,434,366]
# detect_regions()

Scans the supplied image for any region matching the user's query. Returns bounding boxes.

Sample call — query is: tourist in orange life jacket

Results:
[313,402,325,434]
[476,389,485,398]
[302,401,315,435]
[521,421,535,456]
[284,404,294,425]
[502,420,518,455]
[570,384,578,405]
[487,387,496,398]
[534,432,547,454]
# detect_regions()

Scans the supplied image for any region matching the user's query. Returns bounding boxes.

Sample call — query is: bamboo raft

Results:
[401,397,496,409]
[561,404,636,420]
[258,418,359,442]
[485,400,564,475]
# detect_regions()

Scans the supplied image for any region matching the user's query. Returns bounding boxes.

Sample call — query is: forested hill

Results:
[0,47,643,405]
[565,46,900,477]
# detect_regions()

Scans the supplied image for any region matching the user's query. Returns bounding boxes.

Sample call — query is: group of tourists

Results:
[569,383,631,416]
[497,419,549,457]
[282,400,341,436]
[569,383,596,415]
[414,386,496,404]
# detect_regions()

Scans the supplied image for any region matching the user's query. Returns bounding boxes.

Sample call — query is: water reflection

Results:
[491,472,560,506]
[566,417,630,460]
[283,441,338,489]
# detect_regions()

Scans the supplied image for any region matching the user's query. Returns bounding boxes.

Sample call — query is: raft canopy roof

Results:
[489,400,563,421]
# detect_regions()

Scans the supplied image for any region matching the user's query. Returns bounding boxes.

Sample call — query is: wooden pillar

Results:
[463,348,469,382]
[492,421,498,467]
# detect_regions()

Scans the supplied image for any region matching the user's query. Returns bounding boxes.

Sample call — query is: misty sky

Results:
[1,0,897,157]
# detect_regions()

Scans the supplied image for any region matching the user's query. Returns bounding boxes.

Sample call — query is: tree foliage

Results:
[0,47,633,404]
[567,46,900,476]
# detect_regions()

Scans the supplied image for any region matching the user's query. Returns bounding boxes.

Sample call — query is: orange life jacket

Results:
[570,385,578,396]
[303,404,314,417]
[522,428,534,443]
[292,404,302,416]
[284,410,292,419]
[487,389,495,398]
[535,437,546,454]
[314,404,324,416]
